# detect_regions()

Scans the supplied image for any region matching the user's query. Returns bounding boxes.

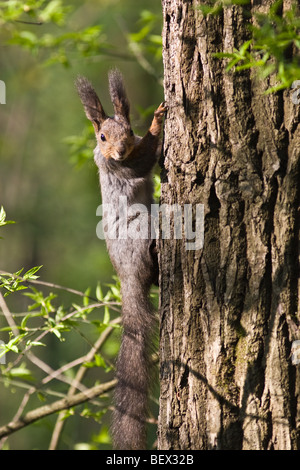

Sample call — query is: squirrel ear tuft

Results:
[108,69,130,121]
[76,76,107,130]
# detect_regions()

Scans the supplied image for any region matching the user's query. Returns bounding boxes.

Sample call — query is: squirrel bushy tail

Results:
[112,277,155,450]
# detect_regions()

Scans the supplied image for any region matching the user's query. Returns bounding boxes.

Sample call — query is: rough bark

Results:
[158,0,300,450]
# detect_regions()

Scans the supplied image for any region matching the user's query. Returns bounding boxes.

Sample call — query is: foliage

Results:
[63,124,95,168]
[199,0,300,93]
[0,211,122,449]
[0,2,163,71]
[127,10,163,84]
[0,0,107,67]
[0,0,71,25]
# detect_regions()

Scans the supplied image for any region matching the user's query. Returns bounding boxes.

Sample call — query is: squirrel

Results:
[76,69,166,450]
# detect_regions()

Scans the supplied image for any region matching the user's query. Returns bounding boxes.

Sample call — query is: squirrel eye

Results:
[100,134,106,142]
[130,129,134,136]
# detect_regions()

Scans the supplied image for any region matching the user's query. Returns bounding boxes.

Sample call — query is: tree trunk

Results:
[158,0,300,450]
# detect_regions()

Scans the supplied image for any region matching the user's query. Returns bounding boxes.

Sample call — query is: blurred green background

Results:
[0,0,163,450]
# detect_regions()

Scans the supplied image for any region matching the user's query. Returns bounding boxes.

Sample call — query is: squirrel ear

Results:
[108,69,130,121]
[76,76,107,131]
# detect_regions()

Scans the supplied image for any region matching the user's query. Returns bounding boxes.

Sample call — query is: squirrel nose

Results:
[118,146,127,157]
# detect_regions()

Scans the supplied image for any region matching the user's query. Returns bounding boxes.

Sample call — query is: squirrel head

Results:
[76,69,135,161]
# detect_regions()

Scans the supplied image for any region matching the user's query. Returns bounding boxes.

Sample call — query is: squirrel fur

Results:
[76,69,166,450]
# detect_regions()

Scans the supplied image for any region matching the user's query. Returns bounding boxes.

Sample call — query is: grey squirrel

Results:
[76,69,166,450]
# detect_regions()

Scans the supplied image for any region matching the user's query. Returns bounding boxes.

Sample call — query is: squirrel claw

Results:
[154,102,168,119]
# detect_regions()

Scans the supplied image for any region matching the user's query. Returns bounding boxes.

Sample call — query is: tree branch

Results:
[14,20,43,25]
[0,379,117,439]
[0,291,18,336]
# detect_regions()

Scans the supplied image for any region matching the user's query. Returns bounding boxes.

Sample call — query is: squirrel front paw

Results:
[154,102,167,121]
[150,102,167,136]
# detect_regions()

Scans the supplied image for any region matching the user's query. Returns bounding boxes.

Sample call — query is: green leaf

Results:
[149,34,163,46]
[240,39,252,56]
[14,268,24,277]
[129,25,151,43]
[51,328,62,339]
[23,265,43,280]
[25,340,46,348]
[96,283,103,301]
[84,353,106,369]
[61,408,75,420]
[139,10,158,24]
[0,206,15,228]
[6,333,26,353]
[21,314,31,329]
[198,3,223,17]
[9,365,34,381]
[55,305,66,323]
[83,287,91,307]
[103,305,110,325]
[94,353,106,368]
[92,425,111,444]
[226,57,241,71]
[37,392,46,402]
[110,286,120,298]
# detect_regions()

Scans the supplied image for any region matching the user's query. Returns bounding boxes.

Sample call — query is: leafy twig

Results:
[49,316,121,449]
[0,379,117,439]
